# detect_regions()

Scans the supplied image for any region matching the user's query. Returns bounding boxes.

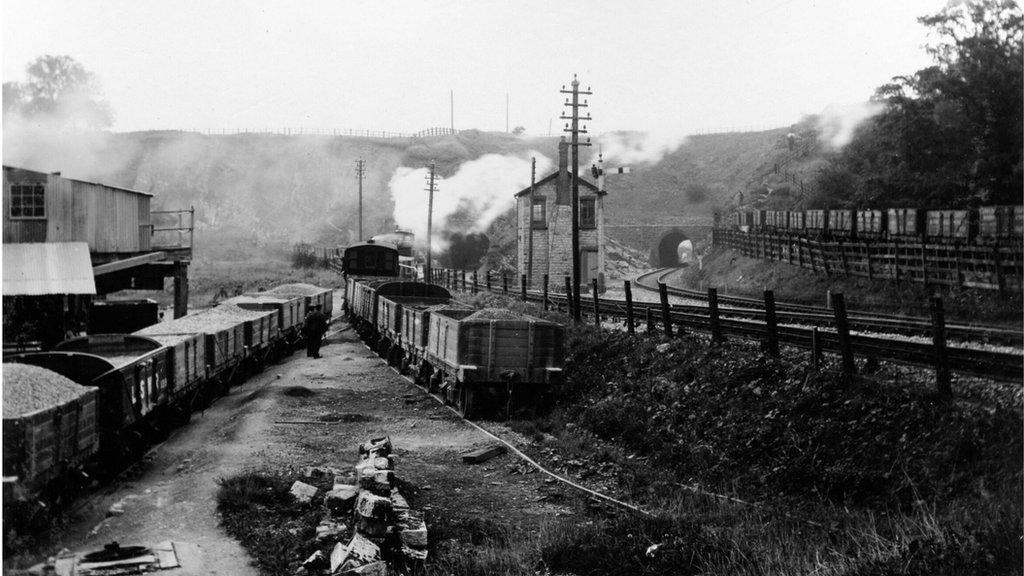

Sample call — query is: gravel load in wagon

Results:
[264,283,326,296]
[3,363,91,418]
[464,308,523,321]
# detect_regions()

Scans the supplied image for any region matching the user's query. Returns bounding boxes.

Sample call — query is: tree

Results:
[512,126,526,136]
[815,1,1022,207]
[4,55,113,128]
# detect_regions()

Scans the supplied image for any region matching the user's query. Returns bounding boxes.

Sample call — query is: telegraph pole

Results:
[425,162,438,283]
[355,159,365,240]
[560,75,592,320]
[527,157,536,286]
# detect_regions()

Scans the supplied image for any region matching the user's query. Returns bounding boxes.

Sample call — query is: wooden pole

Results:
[764,290,779,357]
[543,274,550,311]
[521,274,528,301]
[646,306,654,334]
[592,278,600,327]
[472,271,478,294]
[930,296,951,395]
[708,287,722,342]
[624,280,635,335]
[658,283,673,338]
[503,273,509,295]
[564,276,574,319]
[831,293,855,377]
[811,326,821,369]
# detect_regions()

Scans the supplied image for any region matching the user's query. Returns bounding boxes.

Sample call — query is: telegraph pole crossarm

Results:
[355,159,366,241]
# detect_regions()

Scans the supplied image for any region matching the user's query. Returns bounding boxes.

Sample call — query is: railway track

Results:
[434,269,1023,382]
[633,266,1022,346]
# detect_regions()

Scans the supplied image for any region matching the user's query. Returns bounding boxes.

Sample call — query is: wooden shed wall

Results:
[3,167,151,252]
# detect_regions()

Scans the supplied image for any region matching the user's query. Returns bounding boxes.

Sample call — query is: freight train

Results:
[2,283,334,498]
[342,242,564,419]
[730,205,1023,243]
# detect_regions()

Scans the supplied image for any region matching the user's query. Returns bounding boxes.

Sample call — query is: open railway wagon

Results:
[8,335,179,458]
[376,292,463,367]
[424,308,564,418]
[227,294,305,349]
[264,283,334,320]
[136,308,246,384]
[3,363,99,500]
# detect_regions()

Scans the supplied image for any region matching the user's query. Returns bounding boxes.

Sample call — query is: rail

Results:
[425,267,1023,386]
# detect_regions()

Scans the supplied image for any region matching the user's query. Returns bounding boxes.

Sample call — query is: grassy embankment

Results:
[678,248,1023,327]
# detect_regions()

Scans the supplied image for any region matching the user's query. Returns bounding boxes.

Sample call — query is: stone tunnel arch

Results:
[651,228,692,267]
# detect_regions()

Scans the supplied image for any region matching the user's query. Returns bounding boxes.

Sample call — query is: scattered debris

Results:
[462,444,508,464]
[315,519,347,543]
[289,480,318,504]
[325,485,359,514]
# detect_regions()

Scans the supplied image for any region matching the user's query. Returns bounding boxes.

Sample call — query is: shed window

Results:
[531,196,546,228]
[580,198,596,229]
[10,183,45,219]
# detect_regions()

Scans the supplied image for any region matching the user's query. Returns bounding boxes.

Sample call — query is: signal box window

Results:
[580,198,596,229]
[10,183,45,219]
[531,196,546,228]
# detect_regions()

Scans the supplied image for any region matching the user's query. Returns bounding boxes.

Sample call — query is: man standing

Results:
[304,305,328,358]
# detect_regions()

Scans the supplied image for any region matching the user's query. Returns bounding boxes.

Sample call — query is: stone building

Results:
[515,138,605,291]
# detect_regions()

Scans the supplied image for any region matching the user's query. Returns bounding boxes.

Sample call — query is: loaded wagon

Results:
[133,332,206,402]
[856,210,887,239]
[3,363,99,497]
[266,283,335,320]
[978,206,1023,242]
[787,211,805,232]
[828,209,857,238]
[805,210,828,235]
[424,308,564,418]
[926,210,973,242]
[375,294,458,367]
[887,208,926,239]
[231,294,305,339]
[137,309,246,377]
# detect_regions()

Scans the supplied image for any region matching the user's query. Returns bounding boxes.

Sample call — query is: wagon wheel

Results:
[428,370,442,393]
[457,386,476,419]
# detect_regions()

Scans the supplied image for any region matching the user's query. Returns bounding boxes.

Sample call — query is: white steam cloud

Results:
[390,152,552,252]
[590,130,690,167]
[816,102,884,149]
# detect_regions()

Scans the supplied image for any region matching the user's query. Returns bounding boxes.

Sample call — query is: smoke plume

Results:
[591,130,690,166]
[389,152,552,253]
[815,102,884,149]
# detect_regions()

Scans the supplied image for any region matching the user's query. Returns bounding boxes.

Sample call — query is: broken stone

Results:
[355,492,393,536]
[354,460,377,481]
[302,465,343,478]
[325,485,360,515]
[398,509,427,549]
[358,436,392,458]
[358,469,394,495]
[338,533,381,572]
[329,542,348,573]
[289,480,318,504]
[344,560,389,575]
[656,342,671,353]
[461,444,507,464]
[315,519,347,543]
[401,544,429,562]
[106,502,125,517]
[371,456,393,470]
[389,487,409,510]
[301,550,327,572]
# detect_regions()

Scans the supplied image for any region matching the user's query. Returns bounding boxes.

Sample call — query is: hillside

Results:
[5,125,827,263]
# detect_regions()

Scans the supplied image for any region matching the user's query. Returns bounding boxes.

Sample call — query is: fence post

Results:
[811,326,821,369]
[592,279,600,327]
[930,296,951,395]
[831,293,855,378]
[503,273,509,295]
[624,280,635,335]
[461,271,467,292]
[921,242,928,286]
[564,276,574,319]
[646,306,655,334]
[708,287,723,343]
[472,271,478,294]
[521,274,528,302]
[658,283,673,338]
[543,274,550,311]
[486,271,492,291]
[992,245,1006,296]
[764,289,779,357]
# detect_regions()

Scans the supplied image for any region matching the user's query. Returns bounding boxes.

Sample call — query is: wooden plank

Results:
[462,444,507,464]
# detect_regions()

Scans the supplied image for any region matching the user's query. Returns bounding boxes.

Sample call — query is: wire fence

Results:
[130,127,461,139]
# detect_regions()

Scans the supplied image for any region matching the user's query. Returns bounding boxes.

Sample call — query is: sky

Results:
[2,0,947,135]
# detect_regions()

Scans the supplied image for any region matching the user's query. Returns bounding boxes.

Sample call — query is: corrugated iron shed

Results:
[3,242,97,295]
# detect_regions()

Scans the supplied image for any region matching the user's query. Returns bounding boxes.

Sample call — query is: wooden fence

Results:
[712,228,1023,294]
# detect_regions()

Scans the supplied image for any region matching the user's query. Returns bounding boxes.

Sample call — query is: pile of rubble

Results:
[294,436,428,575]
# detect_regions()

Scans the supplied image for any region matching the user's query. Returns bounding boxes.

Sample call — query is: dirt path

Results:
[49,314,569,575]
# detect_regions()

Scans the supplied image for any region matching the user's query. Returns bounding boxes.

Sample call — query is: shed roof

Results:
[514,171,602,197]
[3,242,97,295]
[2,165,153,197]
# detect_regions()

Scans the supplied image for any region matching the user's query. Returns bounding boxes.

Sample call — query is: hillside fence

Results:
[149,127,460,139]
[711,228,1023,294]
